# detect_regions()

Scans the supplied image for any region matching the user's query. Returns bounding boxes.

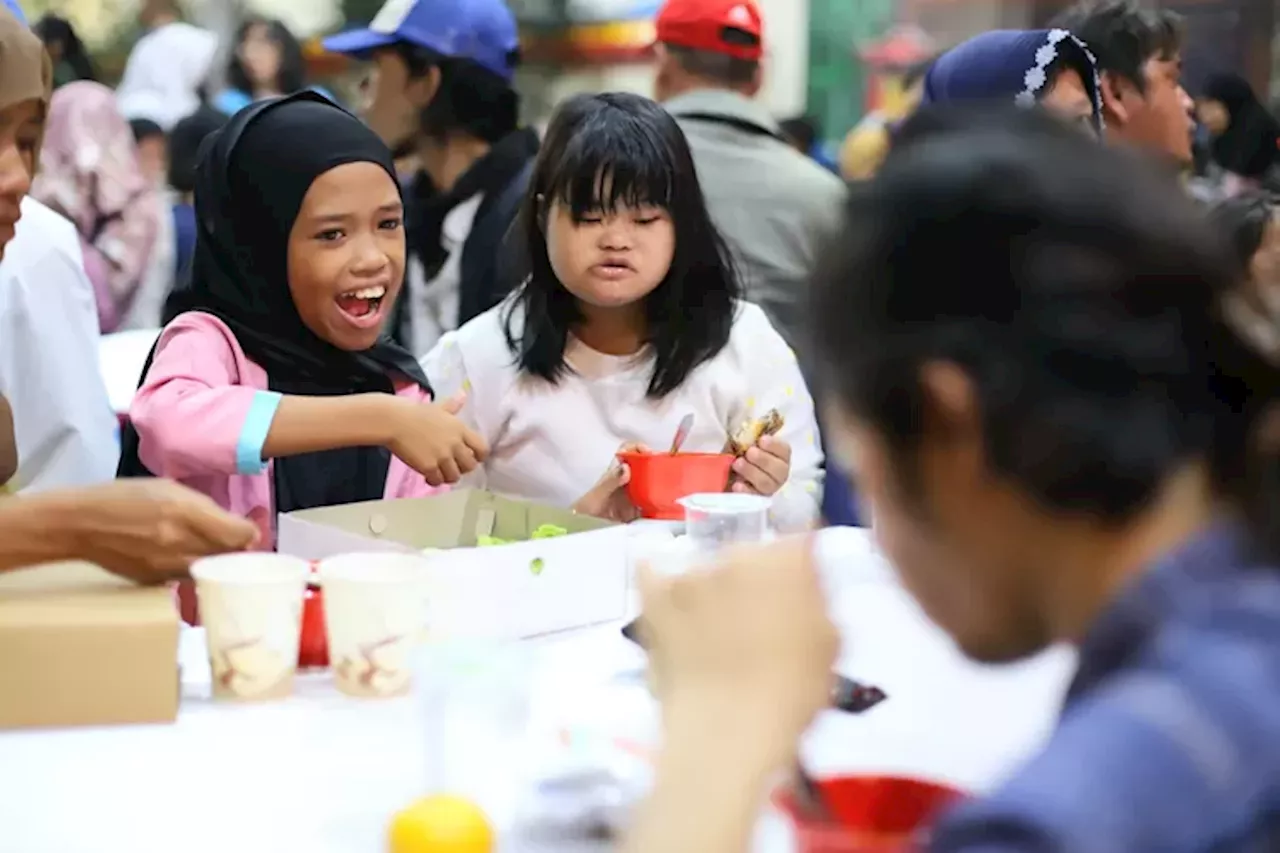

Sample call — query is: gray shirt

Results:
[666,89,847,352]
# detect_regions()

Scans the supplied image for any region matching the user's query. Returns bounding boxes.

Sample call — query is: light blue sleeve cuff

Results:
[235,391,283,475]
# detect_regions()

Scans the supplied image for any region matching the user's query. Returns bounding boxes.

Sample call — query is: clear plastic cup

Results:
[678,492,772,550]
[317,552,433,699]
[191,553,310,702]
[414,637,535,824]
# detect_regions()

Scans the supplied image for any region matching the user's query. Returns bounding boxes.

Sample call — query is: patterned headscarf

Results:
[922,29,1104,137]
[30,81,159,331]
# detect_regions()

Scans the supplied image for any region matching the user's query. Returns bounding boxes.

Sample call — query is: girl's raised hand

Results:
[385,393,489,487]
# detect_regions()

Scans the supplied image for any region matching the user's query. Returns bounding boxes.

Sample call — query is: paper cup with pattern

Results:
[318,553,433,698]
[191,553,310,701]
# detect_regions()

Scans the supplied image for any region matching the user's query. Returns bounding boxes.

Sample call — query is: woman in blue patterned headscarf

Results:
[921,29,1104,137]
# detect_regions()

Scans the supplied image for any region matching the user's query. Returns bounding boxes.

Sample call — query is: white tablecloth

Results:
[0,528,1076,853]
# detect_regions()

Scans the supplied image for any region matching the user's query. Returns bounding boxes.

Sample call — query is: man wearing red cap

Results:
[653,0,844,356]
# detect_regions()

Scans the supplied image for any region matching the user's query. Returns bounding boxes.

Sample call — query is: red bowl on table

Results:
[617,450,735,520]
[775,775,965,853]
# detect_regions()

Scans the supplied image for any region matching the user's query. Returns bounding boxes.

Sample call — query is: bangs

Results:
[542,115,677,220]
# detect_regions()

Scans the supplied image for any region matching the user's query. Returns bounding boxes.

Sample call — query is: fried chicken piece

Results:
[723,408,785,456]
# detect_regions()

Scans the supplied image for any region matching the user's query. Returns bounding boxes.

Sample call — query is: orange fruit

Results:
[387,795,494,853]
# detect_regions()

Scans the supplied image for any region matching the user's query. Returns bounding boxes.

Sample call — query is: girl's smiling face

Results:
[286,161,405,352]
[546,196,675,310]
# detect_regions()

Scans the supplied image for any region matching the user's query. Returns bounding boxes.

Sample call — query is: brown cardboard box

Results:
[0,561,179,729]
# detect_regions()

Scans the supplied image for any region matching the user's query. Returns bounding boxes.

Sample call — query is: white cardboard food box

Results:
[276,489,630,639]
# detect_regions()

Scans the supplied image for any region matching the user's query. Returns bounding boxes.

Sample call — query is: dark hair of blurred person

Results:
[32,14,95,87]
[1052,0,1195,165]
[128,116,167,187]
[1197,73,1280,183]
[214,17,307,115]
[780,116,818,154]
[167,105,229,281]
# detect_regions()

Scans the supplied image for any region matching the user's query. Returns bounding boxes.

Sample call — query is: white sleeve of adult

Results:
[0,220,119,491]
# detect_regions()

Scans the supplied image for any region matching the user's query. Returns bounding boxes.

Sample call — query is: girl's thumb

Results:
[440,392,467,415]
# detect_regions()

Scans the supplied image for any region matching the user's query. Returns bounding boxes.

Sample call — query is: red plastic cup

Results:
[298,563,329,669]
[775,775,965,853]
[617,450,735,520]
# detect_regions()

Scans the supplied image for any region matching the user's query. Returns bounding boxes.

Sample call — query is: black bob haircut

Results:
[504,92,741,399]
[226,18,307,96]
[811,102,1280,561]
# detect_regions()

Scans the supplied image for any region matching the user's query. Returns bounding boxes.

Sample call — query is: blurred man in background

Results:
[1054,0,1195,167]
[325,0,539,356]
[652,0,844,355]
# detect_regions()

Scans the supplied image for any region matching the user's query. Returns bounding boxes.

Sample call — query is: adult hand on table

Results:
[1,480,259,583]
[638,535,839,766]
[573,442,648,522]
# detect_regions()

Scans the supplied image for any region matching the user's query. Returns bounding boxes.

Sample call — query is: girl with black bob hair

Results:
[422,92,822,527]
[622,102,1280,852]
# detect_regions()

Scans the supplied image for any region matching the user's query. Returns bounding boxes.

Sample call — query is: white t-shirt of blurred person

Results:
[0,198,119,490]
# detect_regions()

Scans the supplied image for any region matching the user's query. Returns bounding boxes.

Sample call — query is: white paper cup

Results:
[317,552,433,699]
[191,553,310,702]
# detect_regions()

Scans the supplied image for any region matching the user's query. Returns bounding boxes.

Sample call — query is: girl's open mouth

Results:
[335,285,387,328]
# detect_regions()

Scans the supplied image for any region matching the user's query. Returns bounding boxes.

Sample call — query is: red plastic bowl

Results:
[618,450,734,520]
[775,775,965,853]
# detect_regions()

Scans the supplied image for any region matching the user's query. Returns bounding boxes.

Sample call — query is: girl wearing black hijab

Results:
[1196,73,1280,188]
[119,92,486,549]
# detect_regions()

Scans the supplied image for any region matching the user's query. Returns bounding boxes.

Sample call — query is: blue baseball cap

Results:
[3,0,26,26]
[323,0,519,82]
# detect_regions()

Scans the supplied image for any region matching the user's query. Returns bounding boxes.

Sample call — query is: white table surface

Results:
[0,528,1076,853]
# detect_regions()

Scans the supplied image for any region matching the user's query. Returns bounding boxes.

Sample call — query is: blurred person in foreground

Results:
[652,0,845,356]
[0,5,255,573]
[839,54,933,181]
[324,0,539,356]
[1054,0,1195,167]
[625,104,1280,852]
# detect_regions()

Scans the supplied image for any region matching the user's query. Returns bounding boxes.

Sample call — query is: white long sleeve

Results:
[419,300,823,530]
[0,199,119,491]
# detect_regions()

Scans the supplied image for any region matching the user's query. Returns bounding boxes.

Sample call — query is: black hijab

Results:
[118,91,431,516]
[1204,73,1280,180]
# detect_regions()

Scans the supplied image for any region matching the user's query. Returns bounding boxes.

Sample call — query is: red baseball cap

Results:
[655,0,764,62]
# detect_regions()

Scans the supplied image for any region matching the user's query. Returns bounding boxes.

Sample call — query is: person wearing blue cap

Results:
[323,0,539,358]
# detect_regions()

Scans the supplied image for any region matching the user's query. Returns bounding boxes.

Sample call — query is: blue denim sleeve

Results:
[929,620,1280,852]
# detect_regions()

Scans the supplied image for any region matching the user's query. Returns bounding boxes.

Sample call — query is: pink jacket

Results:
[130,311,443,548]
